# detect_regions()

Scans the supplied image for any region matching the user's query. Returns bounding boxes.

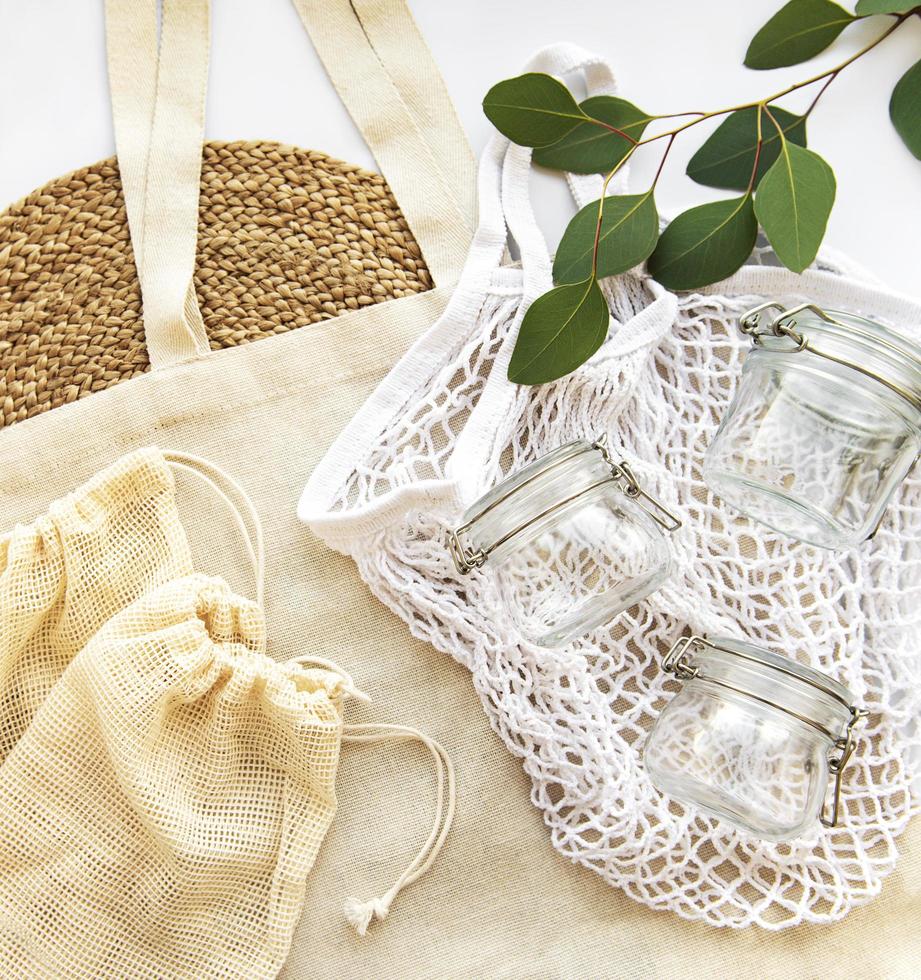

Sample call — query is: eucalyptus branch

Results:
[581,8,908,308]
[484,0,921,386]
[612,11,907,148]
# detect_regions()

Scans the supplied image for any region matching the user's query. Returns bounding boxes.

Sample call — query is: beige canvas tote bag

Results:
[0,2,918,978]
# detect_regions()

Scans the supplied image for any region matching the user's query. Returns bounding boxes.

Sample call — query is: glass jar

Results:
[448,438,681,647]
[645,633,866,840]
[704,301,921,549]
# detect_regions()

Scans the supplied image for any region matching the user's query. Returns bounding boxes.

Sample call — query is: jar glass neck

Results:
[739,302,921,418]
[663,634,855,740]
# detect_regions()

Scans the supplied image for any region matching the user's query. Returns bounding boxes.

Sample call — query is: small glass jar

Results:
[448,438,681,647]
[704,302,921,549]
[645,634,866,840]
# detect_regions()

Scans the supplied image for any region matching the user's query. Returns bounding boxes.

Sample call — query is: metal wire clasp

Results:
[662,634,702,680]
[447,527,486,575]
[739,300,808,351]
[821,705,870,829]
[593,435,683,533]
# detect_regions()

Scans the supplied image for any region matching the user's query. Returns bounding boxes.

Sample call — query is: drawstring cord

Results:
[288,654,372,703]
[339,723,456,936]
[164,450,454,935]
[163,450,266,607]
[293,656,456,935]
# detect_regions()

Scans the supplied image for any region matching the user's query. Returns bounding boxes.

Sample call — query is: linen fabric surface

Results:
[0,1,917,978]
[0,314,917,979]
[300,43,921,934]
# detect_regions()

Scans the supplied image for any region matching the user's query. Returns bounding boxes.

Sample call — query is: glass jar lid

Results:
[449,437,681,575]
[661,633,866,828]
[739,301,921,416]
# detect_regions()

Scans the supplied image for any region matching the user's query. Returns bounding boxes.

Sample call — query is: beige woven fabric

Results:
[0,0,916,975]
[0,338,916,979]
[0,448,193,762]
[0,573,348,978]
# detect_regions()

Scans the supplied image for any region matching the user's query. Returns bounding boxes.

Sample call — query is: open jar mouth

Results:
[449,437,681,575]
[657,633,866,832]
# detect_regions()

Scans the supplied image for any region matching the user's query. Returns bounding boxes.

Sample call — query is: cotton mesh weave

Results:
[300,88,921,927]
[0,573,346,978]
[0,447,193,763]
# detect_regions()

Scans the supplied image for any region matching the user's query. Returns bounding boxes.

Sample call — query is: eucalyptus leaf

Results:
[483,73,588,147]
[855,0,919,13]
[745,0,855,69]
[889,57,921,159]
[553,193,659,284]
[754,143,836,272]
[687,106,807,190]
[647,196,758,290]
[507,280,609,384]
[533,97,652,174]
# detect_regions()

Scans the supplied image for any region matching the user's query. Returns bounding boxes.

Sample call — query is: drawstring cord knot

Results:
[342,894,392,936]
[288,654,372,703]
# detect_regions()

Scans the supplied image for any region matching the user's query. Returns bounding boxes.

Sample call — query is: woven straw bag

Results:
[3,2,920,978]
[0,0,474,426]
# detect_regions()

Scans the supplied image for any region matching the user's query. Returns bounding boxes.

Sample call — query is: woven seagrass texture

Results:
[0,140,432,427]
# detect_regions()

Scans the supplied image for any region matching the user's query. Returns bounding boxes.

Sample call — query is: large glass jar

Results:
[448,438,681,647]
[704,302,921,549]
[645,634,866,841]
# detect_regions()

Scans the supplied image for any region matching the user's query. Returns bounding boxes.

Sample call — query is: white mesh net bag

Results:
[299,44,921,929]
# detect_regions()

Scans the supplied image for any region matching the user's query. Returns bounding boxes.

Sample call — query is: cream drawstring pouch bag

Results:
[0,449,193,760]
[0,450,455,976]
[0,573,346,978]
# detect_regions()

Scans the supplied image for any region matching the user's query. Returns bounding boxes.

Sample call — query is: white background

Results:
[0,0,918,293]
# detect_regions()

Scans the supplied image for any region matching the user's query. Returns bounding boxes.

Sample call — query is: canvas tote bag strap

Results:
[105,0,211,369]
[292,0,474,287]
[339,0,477,231]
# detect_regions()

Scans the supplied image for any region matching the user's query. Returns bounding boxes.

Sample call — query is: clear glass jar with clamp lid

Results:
[704,301,921,549]
[645,633,867,840]
[448,437,681,647]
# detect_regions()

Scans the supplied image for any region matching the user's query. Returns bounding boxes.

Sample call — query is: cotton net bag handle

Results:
[103,0,475,374]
